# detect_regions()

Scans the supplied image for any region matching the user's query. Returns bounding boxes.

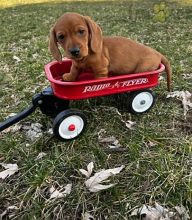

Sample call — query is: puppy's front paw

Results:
[62,73,74,81]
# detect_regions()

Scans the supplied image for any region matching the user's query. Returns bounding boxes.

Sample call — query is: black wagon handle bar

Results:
[0,104,37,132]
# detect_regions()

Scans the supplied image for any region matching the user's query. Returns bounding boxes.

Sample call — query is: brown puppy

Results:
[49,12,171,91]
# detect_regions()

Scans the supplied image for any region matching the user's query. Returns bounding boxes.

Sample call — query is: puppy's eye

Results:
[57,34,65,41]
[78,29,85,35]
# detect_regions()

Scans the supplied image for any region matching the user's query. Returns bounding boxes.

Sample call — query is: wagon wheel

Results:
[53,109,87,141]
[128,89,155,114]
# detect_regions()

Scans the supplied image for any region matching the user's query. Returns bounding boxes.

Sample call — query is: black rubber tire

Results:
[128,89,155,114]
[53,109,87,141]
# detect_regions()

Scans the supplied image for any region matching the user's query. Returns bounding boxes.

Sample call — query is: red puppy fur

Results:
[49,12,172,91]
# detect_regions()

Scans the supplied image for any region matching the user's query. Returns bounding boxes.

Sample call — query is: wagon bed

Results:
[44,59,165,100]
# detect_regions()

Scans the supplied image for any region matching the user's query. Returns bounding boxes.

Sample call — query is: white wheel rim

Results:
[58,115,84,139]
[132,92,153,113]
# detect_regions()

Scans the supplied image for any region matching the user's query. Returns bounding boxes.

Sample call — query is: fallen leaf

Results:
[0,205,19,219]
[79,162,94,178]
[174,205,190,220]
[97,129,106,139]
[82,212,94,220]
[167,91,192,117]
[0,163,19,179]
[2,124,22,134]
[13,55,21,62]
[7,206,19,210]
[32,53,39,59]
[130,203,189,220]
[108,139,121,149]
[6,113,17,119]
[49,184,72,200]
[124,120,136,130]
[23,123,43,141]
[98,135,121,149]
[99,136,117,143]
[139,204,163,220]
[84,165,124,192]
[147,140,158,147]
[182,73,192,79]
[35,152,47,160]
[47,128,53,135]
[154,202,169,215]
[159,75,165,81]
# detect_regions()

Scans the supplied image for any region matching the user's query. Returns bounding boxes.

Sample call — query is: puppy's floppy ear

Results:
[84,16,103,53]
[49,28,62,62]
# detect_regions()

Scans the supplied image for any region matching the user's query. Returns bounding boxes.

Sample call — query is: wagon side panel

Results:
[51,72,159,100]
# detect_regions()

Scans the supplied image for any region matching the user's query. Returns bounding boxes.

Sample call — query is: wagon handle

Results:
[0,104,37,132]
[0,93,43,132]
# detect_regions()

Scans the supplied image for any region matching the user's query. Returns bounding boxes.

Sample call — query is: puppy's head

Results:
[49,13,103,62]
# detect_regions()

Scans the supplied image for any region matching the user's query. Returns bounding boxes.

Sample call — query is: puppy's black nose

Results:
[69,47,80,57]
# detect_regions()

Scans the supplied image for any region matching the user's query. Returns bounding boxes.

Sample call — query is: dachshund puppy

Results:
[49,12,171,91]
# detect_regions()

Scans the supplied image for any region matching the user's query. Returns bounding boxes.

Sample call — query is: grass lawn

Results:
[0,0,191,219]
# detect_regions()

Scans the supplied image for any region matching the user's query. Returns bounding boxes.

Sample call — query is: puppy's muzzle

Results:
[69,47,80,57]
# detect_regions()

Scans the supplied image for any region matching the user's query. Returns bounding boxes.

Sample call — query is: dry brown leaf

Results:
[81,212,94,220]
[0,163,19,179]
[2,124,22,134]
[84,165,125,192]
[48,184,72,200]
[124,120,136,130]
[98,129,122,149]
[23,122,43,141]
[35,152,47,160]
[13,55,21,62]
[130,203,189,220]
[79,162,94,178]
[167,91,192,117]
[0,205,19,219]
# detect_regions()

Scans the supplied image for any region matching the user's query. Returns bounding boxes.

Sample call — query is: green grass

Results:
[0,0,191,219]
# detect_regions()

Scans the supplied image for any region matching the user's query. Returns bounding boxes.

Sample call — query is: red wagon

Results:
[44,59,165,140]
[0,59,165,141]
